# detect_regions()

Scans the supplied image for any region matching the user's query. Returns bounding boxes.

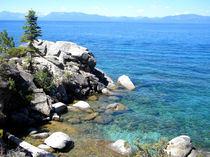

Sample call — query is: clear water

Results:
[1,21,210,150]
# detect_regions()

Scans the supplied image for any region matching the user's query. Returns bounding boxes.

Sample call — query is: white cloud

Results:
[151,5,157,9]
[95,6,100,10]
[37,12,49,17]
[175,11,190,15]
[128,6,133,9]
[10,10,25,13]
[60,6,68,12]
[165,6,169,9]
[104,8,109,11]
[183,11,190,14]
[137,9,144,13]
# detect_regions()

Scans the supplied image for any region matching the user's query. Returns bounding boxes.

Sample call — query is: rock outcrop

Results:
[21,40,115,100]
[0,62,49,126]
[0,40,116,126]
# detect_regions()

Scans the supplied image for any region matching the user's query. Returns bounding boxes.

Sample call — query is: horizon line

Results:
[0,10,209,18]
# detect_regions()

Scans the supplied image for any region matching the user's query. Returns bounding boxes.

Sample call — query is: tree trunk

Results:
[5,132,56,157]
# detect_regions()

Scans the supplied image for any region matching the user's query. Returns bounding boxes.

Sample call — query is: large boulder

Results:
[52,102,67,114]
[44,132,74,150]
[31,88,52,116]
[117,75,135,90]
[73,101,91,109]
[166,135,193,157]
[109,139,136,156]
[49,41,88,57]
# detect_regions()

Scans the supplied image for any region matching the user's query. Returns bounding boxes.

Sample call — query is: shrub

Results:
[25,93,35,102]
[8,77,16,91]
[0,57,9,74]
[134,138,169,157]
[7,47,27,57]
[34,69,55,93]
[65,71,71,80]
[22,58,34,71]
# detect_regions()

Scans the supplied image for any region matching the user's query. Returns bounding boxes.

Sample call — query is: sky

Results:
[0,0,210,17]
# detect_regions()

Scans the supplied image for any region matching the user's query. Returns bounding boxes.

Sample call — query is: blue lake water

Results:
[1,21,210,150]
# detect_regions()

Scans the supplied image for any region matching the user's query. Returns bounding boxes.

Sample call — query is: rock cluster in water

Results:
[0,40,120,126]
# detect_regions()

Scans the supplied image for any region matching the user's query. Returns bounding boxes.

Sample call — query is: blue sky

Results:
[0,0,210,17]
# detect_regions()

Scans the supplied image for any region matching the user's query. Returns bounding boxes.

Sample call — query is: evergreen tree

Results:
[0,29,15,53]
[20,10,42,54]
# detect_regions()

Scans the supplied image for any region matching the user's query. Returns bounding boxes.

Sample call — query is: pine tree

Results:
[0,29,15,53]
[20,10,42,54]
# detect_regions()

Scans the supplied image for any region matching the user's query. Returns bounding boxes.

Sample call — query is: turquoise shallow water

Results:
[1,21,210,150]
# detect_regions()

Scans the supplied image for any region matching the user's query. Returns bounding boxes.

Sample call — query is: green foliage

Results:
[24,58,33,64]
[0,29,15,53]
[23,58,34,71]
[34,69,55,93]
[65,71,71,80]
[7,47,27,57]
[134,138,169,157]
[0,57,9,73]
[0,57,7,65]
[124,141,131,149]
[8,77,16,91]
[20,10,42,53]
[25,93,35,102]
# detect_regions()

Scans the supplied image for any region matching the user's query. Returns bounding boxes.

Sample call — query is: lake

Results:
[1,21,210,150]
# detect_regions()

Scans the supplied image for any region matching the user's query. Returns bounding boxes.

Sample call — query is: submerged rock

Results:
[38,144,54,152]
[31,132,50,139]
[88,95,97,101]
[102,88,114,95]
[44,132,74,150]
[117,75,135,90]
[105,103,129,115]
[67,106,82,112]
[73,101,91,109]
[109,139,136,156]
[84,112,99,121]
[68,117,81,124]
[94,115,113,124]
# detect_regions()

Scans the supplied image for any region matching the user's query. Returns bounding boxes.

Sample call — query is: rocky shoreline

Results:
[0,40,209,157]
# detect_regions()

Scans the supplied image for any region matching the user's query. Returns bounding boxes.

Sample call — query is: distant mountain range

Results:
[0,11,210,23]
